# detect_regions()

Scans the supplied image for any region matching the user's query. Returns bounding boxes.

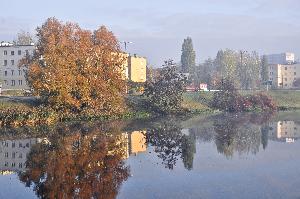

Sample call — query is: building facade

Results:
[266,52,295,65]
[0,42,35,91]
[128,54,147,83]
[268,63,300,89]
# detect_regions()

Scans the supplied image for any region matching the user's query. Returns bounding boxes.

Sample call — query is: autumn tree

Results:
[25,18,127,116]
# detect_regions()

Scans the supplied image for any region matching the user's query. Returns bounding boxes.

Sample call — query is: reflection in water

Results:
[0,113,299,198]
[268,121,300,142]
[18,126,130,199]
[146,119,196,170]
[0,138,40,174]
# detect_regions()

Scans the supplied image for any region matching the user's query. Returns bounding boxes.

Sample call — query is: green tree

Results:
[261,55,269,83]
[180,37,196,73]
[144,60,187,114]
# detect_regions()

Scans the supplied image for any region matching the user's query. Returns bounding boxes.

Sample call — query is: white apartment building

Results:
[266,52,295,65]
[0,42,35,91]
[268,63,300,89]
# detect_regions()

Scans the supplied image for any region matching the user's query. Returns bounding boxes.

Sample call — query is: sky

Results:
[1,0,300,66]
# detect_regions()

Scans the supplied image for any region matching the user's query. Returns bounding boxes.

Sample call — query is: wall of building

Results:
[269,64,300,89]
[128,55,147,83]
[0,43,35,90]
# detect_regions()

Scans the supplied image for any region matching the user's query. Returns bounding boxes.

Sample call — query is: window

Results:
[3,60,7,66]
[12,142,15,148]
[11,162,15,167]
[5,152,8,158]
[12,152,15,158]
[4,162,8,167]
[4,50,7,55]
[5,142,8,147]
[18,50,21,55]
[19,153,23,158]
[11,60,14,65]
[11,70,14,76]
[11,80,15,86]
[26,143,29,147]
[25,50,29,55]
[19,163,23,168]
[18,80,22,85]
[11,51,14,55]
[4,80,7,85]
[19,70,22,76]
[4,71,7,76]
[19,142,22,148]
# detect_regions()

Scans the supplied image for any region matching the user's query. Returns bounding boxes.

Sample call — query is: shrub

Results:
[143,60,187,114]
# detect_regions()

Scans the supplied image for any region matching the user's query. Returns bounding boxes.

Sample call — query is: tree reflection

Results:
[213,113,273,158]
[19,125,129,199]
[146,119,196,170]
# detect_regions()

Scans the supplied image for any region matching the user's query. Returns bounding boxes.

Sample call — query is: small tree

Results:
[14,30,34,45]
[144,60,187,114]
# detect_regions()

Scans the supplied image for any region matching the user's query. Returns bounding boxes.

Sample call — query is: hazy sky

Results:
[1,0,300,66]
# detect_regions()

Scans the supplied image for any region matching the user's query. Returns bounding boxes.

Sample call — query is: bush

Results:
[210,79,276,112]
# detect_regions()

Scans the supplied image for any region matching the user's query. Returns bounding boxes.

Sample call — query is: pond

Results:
[0,112,299,199]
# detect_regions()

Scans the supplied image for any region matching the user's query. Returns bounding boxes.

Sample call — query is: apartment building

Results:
[268,63,300,89]
[266,52,295,65]
[0,42,35,90]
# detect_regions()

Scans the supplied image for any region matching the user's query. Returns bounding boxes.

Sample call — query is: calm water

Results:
[0,112,300,199]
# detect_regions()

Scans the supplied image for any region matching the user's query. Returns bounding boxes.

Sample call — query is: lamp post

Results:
[120,41,133,51]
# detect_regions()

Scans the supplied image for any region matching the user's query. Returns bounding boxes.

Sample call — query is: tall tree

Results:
[261,55,269,83]
[180,37,196,73]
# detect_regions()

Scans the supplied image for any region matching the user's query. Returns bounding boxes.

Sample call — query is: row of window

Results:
[269,71,296,75]
[3,50,29,56]
[4,162,24,169]
[3,80,24,86]
[4,69,23,76]
[4,152,23,159]
[2,142,30,148]
[3,60,16,66]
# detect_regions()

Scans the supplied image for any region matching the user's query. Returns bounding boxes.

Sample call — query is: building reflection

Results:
[0,138,42,174]
[0,130,147,175]
[268,121,300,142]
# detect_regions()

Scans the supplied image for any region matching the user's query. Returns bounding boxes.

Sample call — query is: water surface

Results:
[0,112,300,199]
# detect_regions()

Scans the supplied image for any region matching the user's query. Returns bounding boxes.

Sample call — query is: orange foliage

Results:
[26,18,126,116]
